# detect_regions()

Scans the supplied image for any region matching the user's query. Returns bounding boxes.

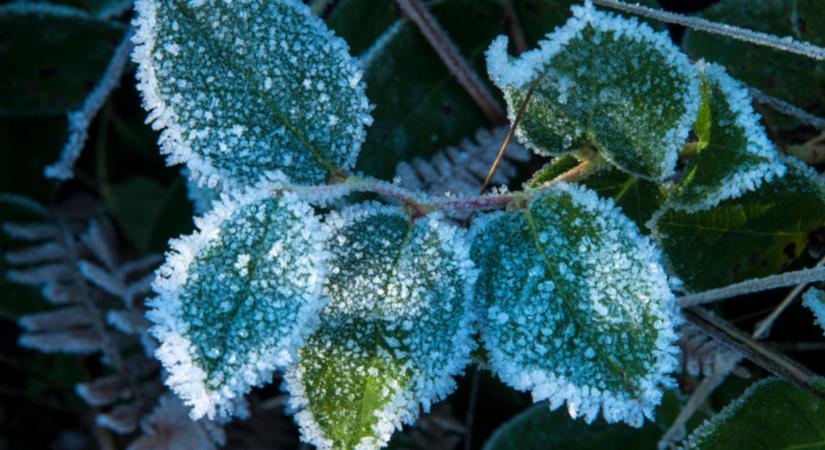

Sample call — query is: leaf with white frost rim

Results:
[131,0,372,189]
[147,181,328,420]
[665,62,785,213]
[469,183,680,427]
[486,3,699,180]
[285,204,476,450]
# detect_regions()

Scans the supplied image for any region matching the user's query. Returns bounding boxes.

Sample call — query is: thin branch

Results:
[663,261,825,447]
[678,266,825,307]
[396,0,507,124]
[749,87,825,132]
[592,0,825,61]
[44,28,134,180]
[479,77,541,194]
[505,0,528,55]
[684,308,819,388]
[754,255,825,338]
[463,367,481,450]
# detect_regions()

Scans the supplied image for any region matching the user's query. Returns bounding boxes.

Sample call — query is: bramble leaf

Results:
[651,156,825,291]
[356,0,505,179]
[666,63,785,213]
[0,2,125,116]
[285,204,476,450]
[683,378,825,449]
[486,3,699,180]
[132,0,372,190]
[470,183,680,427]
[147,182,328,419]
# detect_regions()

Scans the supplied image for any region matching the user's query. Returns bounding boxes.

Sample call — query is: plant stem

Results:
[678,266,825,307]
[592,0,825,61]
[749,87,825,132]
[662,259,825,447]
[479,77,541,194]
[396,0,507,124]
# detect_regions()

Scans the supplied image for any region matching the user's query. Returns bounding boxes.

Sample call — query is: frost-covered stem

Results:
[396,0,507,124]
[435,192,515,213]
[44,28,134,180]
[479,77,541,194]
[678,266,825,307]
[663,261,825,447]
[754,255,825,338]
[592,0,825,61]
[749,87,825,132]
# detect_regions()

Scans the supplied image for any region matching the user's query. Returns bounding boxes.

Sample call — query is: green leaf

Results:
[285,204,475,450]
[802,288,825,335]
[104,176,193,254]
[666,63,785,213]
[581,168,665,231]
[146,184,328,419]
[526,154,581,188]
[327,0,399,56]
[132,0,372,189]
[356,0,506,179]
[652,156,825,291]
[470,183,679,427]
[483,391,690,450]
[487,4,699,181]
[682,0,825,122]
[0,3,124,116]
[683,378,825,449]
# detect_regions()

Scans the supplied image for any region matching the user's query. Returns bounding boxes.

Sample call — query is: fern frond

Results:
[394,127,530,197]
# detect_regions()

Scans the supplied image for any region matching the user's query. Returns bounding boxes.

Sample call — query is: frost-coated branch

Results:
[44,28,134,180]
[662,261,825,447]
[396,0,506,124]
[749,87,825,132]
[678,266,825,307]
[592,0,825,61]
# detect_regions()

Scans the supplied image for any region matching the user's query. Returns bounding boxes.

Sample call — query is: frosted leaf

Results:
[486,2,699,180]
[285,204,476,450]
[147,182,329,420]
[469,183,680,427]
[131,0,372,190]
[802,288,825,335]
[666,62,785,212]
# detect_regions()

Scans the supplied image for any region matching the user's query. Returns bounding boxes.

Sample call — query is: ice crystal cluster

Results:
[124,0,825,448]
